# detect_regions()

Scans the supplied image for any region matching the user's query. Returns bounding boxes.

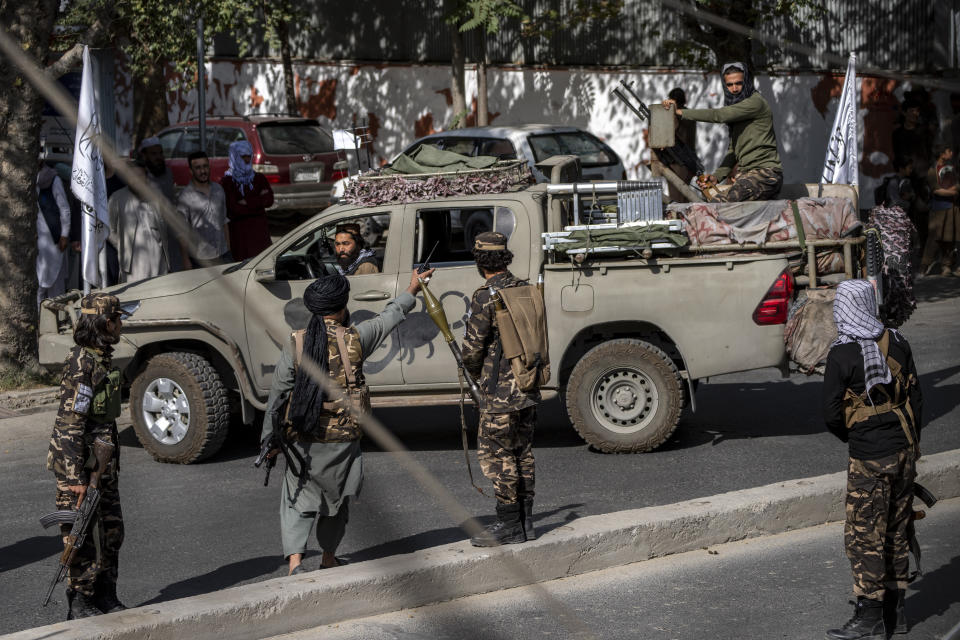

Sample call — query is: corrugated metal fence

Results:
[267,0,950,72]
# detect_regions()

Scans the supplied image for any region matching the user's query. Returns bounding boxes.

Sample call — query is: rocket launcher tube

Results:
[419,278,484,407]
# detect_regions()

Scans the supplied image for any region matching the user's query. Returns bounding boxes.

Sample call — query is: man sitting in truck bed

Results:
[663,62,783,203]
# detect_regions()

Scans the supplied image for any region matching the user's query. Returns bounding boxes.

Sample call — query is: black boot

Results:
[92,580,127,614]
[521,497,536,541]
[826,597,886,640]
[66,589,103,620]
[470,502,526,547]
[884,588,907,634]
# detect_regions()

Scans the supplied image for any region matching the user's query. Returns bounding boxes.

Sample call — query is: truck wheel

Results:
[565,339,683,453]
[129,352,230,464]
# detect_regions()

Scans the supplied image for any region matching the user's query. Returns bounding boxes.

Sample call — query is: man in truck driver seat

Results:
[822,280,923,640]
[462,231,542,547]
[334,223,379,276]
[663,62,783,203]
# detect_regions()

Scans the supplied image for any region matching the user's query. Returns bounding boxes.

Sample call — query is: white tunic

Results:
[107,187,169,283]
[36,173,71,289]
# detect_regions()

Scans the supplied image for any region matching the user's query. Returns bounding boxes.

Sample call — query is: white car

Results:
[397,124,626,182]
[332,124,625,201]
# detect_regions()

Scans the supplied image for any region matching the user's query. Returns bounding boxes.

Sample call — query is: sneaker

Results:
[942,266,953,276]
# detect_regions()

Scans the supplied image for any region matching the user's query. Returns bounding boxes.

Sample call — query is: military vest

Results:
[285,321,369,443]
[842,330,919,457]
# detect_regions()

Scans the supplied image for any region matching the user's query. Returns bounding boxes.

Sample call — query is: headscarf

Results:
[225,140,256,196]
[721,62,756,106]
[336,248,377,276]
[288,275,351,430]
[832,279,898,401]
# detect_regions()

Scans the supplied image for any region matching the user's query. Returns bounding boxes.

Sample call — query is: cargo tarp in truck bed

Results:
[668,197,860,246]
[667,197,861,275]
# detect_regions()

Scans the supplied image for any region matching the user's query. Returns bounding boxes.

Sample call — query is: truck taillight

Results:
[752,270,794,325]
[253,163,281,183]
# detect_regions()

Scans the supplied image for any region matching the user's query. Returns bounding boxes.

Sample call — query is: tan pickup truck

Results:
[39,170,861,463]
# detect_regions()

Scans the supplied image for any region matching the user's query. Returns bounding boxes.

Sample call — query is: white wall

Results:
[160,60,948,209]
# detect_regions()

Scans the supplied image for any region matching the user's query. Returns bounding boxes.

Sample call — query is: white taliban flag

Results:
[821,52,859,185]
[71,45,110,288]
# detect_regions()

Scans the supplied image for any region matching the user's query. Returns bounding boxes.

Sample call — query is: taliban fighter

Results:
[47,293,137,618]
[462,231,540,546]
[334,222,380,276]
[663,62,783,202]
[823,280,923,639]
[262,268,431,575]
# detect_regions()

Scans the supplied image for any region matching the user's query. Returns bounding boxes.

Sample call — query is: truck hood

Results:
[103,263,246,301]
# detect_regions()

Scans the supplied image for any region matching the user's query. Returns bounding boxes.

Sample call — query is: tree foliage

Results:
[665,0,827,71]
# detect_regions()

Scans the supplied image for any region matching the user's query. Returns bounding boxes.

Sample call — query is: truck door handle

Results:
[353,290,390,301]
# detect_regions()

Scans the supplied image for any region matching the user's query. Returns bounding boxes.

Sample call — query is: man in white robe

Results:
[36,162,72,306]
[107,169,169,284]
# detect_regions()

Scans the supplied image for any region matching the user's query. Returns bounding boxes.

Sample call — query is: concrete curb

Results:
[6,449,959,640]
[0,387,59,415]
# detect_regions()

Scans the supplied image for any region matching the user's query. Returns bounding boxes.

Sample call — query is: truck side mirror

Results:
[254,260,276,283]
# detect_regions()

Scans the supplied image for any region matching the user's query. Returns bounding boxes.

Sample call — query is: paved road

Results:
[1,277,959,635]
[273,498,960,640]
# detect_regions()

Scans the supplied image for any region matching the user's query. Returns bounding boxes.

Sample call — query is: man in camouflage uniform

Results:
[47,293,136,619]
[462,231,540,546]
[823,280,923,640]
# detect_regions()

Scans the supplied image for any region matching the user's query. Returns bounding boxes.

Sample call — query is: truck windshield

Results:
[258,122,334,155]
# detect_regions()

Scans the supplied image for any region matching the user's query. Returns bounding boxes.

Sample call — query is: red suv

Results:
[155,116,346,214]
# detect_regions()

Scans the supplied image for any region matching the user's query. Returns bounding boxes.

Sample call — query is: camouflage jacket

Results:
[462,271,540,414]
[47,345,121,484]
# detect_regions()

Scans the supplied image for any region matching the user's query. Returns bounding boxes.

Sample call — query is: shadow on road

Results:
[0,535,59,574]
[905,553,960,628]
[347,502,585,564]
[138,553,296,605]
[912,275,960,304]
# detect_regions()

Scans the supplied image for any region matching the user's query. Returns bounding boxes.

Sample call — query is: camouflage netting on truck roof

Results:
[342,144,533,206]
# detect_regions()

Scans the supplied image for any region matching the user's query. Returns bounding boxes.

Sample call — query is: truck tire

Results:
[129,352,230,464]
[565,339,683,453]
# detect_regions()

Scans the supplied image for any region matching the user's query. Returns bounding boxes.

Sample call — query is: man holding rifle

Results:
[261,268,432,575]
[663,62,783,202]
[462,232,544,547]
[822,280,924,639]
[46,293,136,619]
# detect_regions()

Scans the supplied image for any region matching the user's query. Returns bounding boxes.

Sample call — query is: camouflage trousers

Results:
[54,471,124,597]
[709,167,783,203]
[477,406,536,505]
[844,450,916,601]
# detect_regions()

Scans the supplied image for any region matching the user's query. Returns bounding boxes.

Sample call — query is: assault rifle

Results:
[255,410,307,486]
[39,437,115,606]
[907,481,937,580]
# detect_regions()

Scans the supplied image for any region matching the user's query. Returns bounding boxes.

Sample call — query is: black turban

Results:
[289,275,351,432]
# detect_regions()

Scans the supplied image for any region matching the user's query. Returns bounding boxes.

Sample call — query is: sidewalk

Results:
[271,497,960,640]
[5,448,959,640]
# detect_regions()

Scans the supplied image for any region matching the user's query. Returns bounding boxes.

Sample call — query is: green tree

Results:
[0,0,268,375]
[446,0,525,127]
[0,0,63,375]
[664,0,826,72]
